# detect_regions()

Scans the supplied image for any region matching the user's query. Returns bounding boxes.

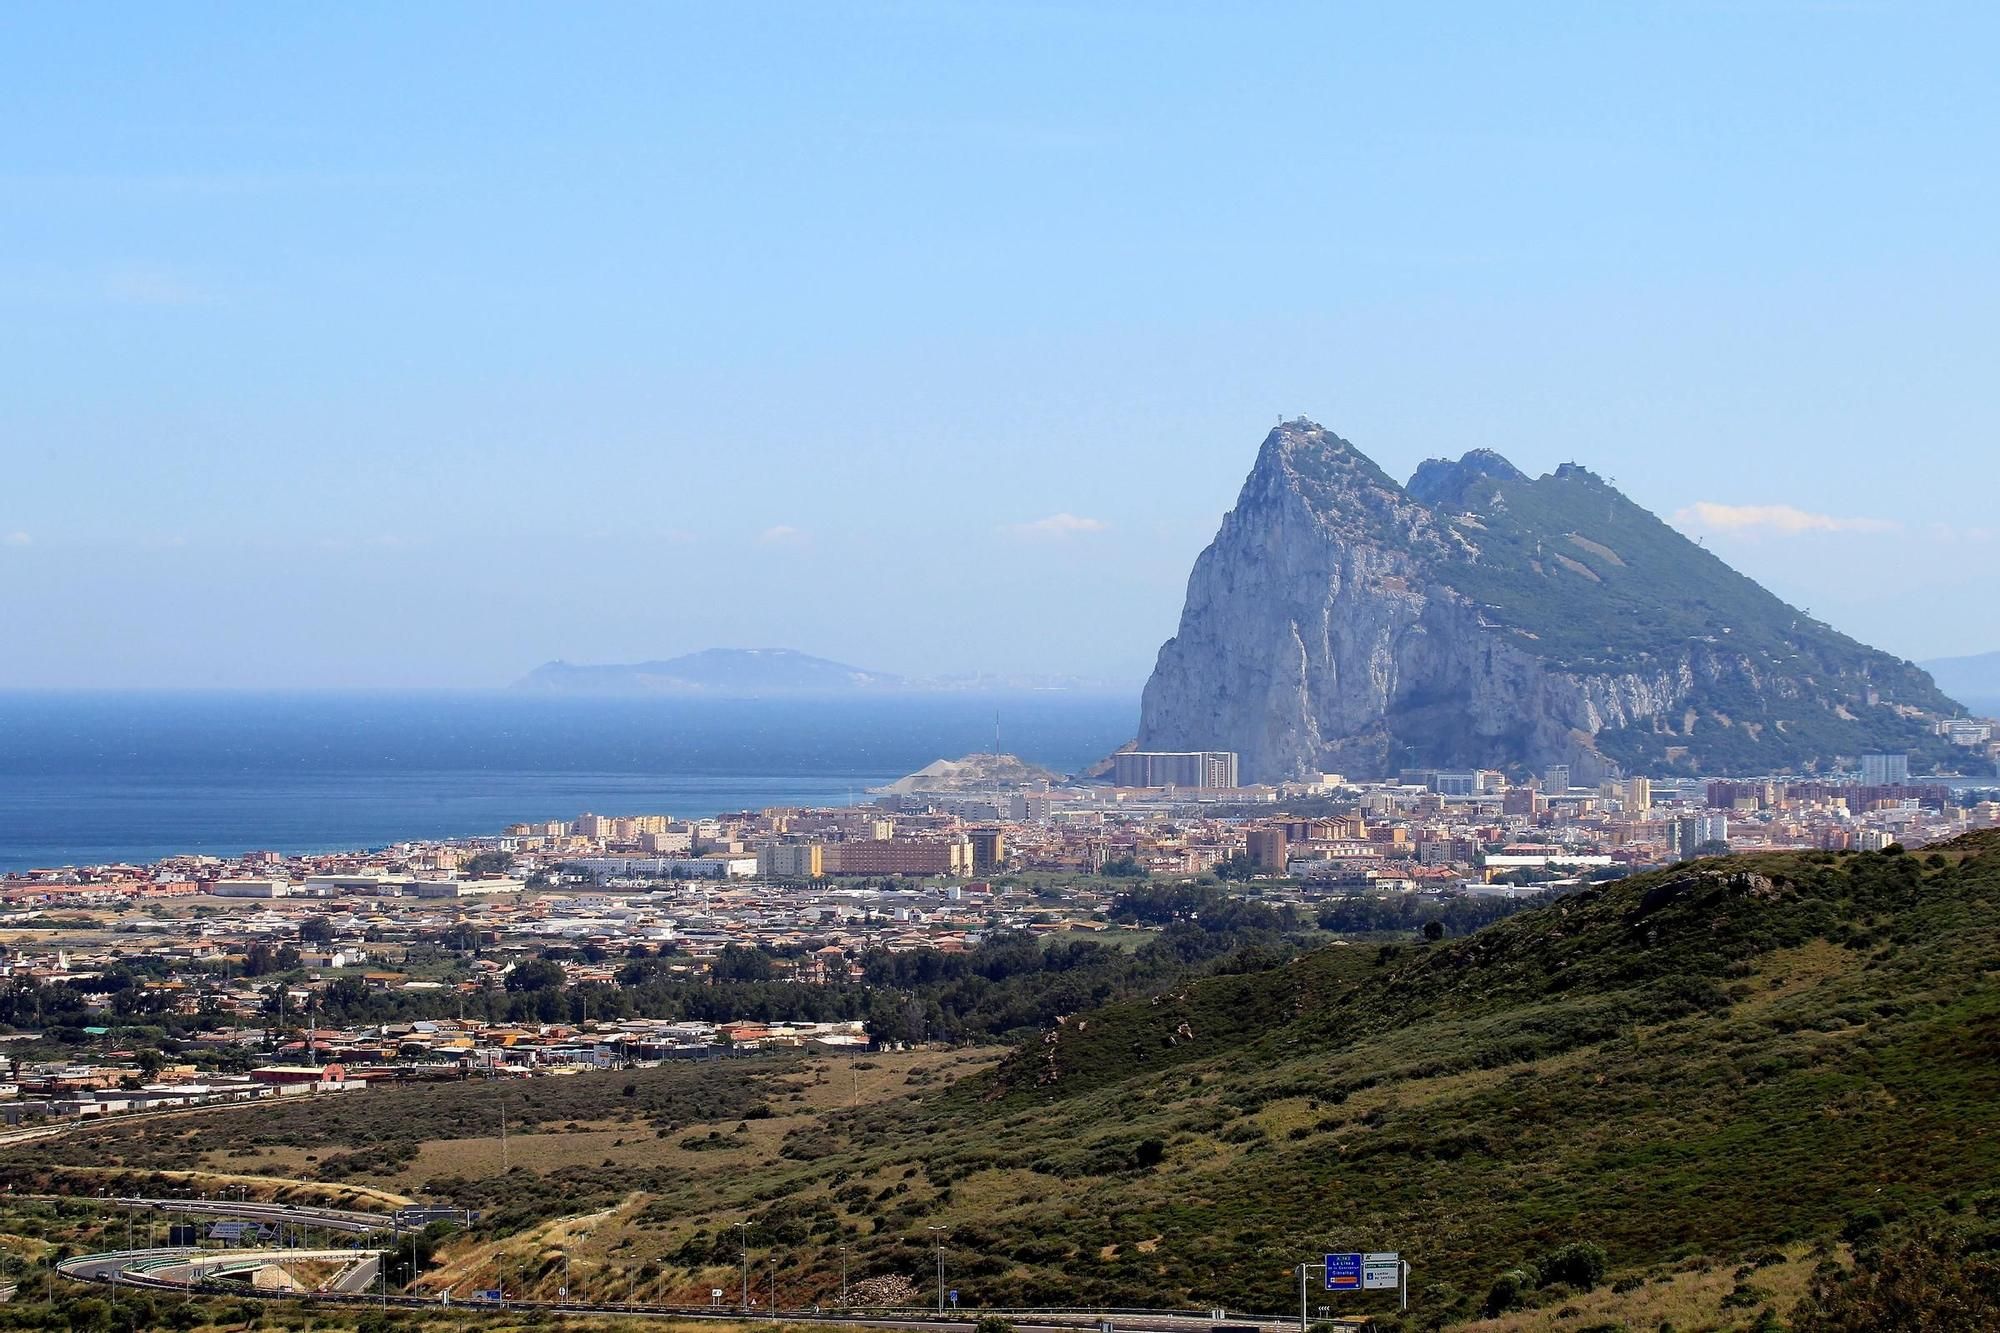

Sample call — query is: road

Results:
[112,1194,389,1235]
[331,1253,380,1294]
[60,1197,1330,1332]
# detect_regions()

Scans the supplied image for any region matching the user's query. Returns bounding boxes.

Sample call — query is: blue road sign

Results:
[950,1290,960,1308]
[477,1290,502,1302]
[1325,1254,1362,1290]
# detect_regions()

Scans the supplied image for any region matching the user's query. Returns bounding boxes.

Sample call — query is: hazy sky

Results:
[3,5,1995,689]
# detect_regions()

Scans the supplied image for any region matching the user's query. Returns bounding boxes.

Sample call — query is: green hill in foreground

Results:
[17,834,2000,1328]
[695,831,2000,1325]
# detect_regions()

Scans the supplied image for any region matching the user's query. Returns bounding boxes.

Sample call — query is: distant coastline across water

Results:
[0,690,1140,872]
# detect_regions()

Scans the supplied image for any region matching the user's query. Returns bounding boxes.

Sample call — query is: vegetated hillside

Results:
[1139,420,1962,779]
[630,832,2000,1325]
[33,842,1997,1327]
[1437,461,1957,775]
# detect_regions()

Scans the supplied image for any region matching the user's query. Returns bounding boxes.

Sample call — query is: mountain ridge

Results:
[1920,648,2000,709]
[515,648,902,696]
[1139,419,1963,781]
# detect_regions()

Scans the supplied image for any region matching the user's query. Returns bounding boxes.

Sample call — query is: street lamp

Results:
[734,1221,751,1312]
[927,1225,949,1314]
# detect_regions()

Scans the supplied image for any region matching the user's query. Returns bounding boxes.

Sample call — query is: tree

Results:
[299,915,337,946]
[711,944,777,983]
[504,959,567,993]
[242,942,277,977]
[463,850,514,877]
[1215,853,1256,882]
[1421,920,1445,942]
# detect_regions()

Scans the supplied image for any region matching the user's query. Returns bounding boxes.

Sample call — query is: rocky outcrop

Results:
[871,753,1061,795]
[1139,419,1959,782]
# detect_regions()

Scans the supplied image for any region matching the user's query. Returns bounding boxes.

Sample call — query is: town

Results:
[2,744,1995,1131]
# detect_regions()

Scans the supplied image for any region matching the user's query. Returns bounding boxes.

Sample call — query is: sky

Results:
[2,4,1995,690]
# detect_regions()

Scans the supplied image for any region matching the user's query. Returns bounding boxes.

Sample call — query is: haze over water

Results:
[0,692,1136,872]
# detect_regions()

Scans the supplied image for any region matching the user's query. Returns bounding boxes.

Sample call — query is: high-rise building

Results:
[1112,751,1240,789]
[1543,764,1571,794]
[1245,828,1288,871]
[1669,812,1730,859]
[1861,753,1910,787]
[968,828,1005,874]
[1625,777,1652,813]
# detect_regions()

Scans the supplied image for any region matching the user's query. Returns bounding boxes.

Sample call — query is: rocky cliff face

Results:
[1139,420,1960,782]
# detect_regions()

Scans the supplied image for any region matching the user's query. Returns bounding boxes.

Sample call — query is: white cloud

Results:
[2,532,29,547]
[1674,502,1899,537]
[1003,512,1110,540]
[757,525,808,546]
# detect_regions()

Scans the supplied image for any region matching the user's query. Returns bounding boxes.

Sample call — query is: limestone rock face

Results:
[1138,420,1959,782]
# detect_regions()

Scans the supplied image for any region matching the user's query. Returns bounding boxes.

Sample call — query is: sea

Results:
[0,691,1139,872]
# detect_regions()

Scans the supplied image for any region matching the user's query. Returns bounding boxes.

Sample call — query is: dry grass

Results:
[1458,1244,1827,1331]
[397,1049,1008,1306]
[15,1162,412,1208]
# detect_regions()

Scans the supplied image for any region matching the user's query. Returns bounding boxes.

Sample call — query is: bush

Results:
[975,1318,1015,1333]
[1536,1242,1608,1292]
[1484,1268,1533,1316]
[1792,1220,2000,1330]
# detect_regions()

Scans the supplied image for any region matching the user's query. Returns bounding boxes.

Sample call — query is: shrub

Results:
[1536,1242,1608,1292]
[1484,1268,1532,1316]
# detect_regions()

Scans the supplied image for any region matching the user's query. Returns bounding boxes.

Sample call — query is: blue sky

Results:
[2,4,1994,689]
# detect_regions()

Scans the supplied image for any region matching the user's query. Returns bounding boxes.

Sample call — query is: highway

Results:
[112,1194,389,1235]
[331,1253,381,1294]
[59,1197,1329,1332]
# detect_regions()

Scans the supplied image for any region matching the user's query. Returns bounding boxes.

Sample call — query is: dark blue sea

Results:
[0,692,1138,871]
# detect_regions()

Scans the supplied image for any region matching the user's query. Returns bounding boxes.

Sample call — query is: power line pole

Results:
[734,1221,750,1312]
[928,1225,948,1314]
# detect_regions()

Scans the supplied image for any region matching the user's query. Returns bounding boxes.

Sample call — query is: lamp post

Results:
[734,1221,751,1312]
[840,1242,849,1308]
[927,1226,949,1314]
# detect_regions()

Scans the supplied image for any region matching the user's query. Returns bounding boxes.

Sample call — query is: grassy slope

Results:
[685,834,2000,1322]
[17,837,2000,1326]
